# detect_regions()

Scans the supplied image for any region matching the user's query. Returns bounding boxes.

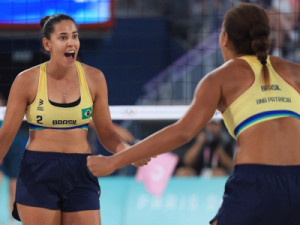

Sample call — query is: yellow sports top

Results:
[222,55,300,139]
[26,61,93,130]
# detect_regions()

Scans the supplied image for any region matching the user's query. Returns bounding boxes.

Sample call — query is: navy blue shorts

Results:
[211,164,300,225]
[12,150,101,221]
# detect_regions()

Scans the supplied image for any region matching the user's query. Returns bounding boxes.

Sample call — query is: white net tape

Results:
[0,106,222,121]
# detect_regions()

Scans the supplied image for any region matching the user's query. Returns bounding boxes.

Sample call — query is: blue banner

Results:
[0,0,111,24]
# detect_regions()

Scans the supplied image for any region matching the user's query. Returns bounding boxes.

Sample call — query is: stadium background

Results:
[0,0,300,224]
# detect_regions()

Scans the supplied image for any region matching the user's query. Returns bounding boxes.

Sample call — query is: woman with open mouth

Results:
[0,14,150,225]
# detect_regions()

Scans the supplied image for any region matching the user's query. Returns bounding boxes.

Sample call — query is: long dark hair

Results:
[224,3,271,86]
[40,14,77,40]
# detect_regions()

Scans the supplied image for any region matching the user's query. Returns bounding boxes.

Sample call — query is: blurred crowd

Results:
[174,120,235,177]
[247,0,300,58]
[116,0,300,56]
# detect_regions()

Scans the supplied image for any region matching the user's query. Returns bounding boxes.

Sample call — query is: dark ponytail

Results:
[250,23,270,86]
[224,3,271,86]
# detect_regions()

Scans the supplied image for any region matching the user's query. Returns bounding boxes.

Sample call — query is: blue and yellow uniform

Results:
[211,56,300,225]
[26,61,93,130]
[13,62,100,222]
[222,55,300,139]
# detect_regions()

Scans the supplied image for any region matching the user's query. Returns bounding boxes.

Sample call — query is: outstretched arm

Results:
[87,70,222,177]
[183,131,207,166]
[86,66,150,166]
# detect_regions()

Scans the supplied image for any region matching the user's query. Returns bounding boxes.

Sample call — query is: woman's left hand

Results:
[131,157,152,167]
[87,155,116,177]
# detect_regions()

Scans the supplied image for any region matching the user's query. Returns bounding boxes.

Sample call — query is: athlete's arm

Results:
[86,67,127,154]
[87,69,223,177]
[0,71,30,160]
[86,66,151,166]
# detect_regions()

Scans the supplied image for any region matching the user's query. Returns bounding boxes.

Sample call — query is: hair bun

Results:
[40,16,50,28]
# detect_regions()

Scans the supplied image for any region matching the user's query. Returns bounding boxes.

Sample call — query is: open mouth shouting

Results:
[64,50,76,62]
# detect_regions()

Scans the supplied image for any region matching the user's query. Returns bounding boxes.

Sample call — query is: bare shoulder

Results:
[207,58,252,83]
[13,65,40,99]
[15,64,40,84]
[203,59,254,94]
[80,62,105,83]
[270,56,300,89]
[9,64,40,104]
[270,56,300,72]
[209,59,255,110]
[80,62,107,98]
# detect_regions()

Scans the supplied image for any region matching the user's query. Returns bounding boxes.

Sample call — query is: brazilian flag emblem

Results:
[82,107,93,119]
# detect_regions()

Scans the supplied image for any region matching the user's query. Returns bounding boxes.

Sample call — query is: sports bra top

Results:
[26,61,93,130]
[222,55,300,139]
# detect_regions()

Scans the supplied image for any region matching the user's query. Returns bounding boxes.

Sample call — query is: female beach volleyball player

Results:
[0,14,149,225]
[88,3,300,224]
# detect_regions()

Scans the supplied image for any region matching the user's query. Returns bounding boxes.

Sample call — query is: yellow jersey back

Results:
[222,55,300,139]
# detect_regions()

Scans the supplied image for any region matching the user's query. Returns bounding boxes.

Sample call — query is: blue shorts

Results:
[211,164,300,225]
[12,150,101,221]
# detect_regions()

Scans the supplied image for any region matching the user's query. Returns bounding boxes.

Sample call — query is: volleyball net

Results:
[0,105,222,121]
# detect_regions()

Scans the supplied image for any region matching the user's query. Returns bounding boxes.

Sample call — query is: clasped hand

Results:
[87,155,151,177]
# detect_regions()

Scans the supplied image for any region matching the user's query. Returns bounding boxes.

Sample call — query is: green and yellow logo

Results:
[82,107,93,119]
